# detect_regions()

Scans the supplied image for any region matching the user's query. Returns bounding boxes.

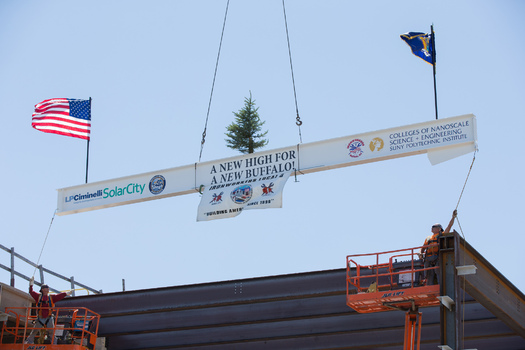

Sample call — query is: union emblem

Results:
[210,192,224,204]
[347,139,365,158]
[261,183,274,196]
[230,185,253,204]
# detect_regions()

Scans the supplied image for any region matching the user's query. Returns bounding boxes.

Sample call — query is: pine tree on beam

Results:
[225,92,269,154]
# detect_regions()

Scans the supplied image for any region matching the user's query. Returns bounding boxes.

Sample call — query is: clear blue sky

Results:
[1,1,524,295]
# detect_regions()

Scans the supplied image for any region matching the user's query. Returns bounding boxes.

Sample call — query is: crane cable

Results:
[199,0,230,162]
[199,0,303,161]
[32,209,57,278]
[282,0,303,143]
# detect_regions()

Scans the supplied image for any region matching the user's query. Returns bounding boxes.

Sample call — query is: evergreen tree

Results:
[225,92,268,154]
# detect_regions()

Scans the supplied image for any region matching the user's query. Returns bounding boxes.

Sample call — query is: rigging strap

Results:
[199,0,230,162]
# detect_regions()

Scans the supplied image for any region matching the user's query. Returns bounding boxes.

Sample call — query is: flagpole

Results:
[431,25,438,120]
[85,97,91,183]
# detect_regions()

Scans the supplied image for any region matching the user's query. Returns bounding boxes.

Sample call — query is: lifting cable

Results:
[32,209,57,278]
[199,0,303,160]
[199,0,230,162]
[282,0,303,143]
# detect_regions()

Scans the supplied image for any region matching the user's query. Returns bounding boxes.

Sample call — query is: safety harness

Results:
[424,233,440,258]
[36,294,55,326]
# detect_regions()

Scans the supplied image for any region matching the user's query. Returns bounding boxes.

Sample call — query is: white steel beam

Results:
[57,114,477,216]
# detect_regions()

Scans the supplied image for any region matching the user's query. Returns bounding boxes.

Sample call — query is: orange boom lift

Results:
[346,245,440,350]
[0,306,100,350]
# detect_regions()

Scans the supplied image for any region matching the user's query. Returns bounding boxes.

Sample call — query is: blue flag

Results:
[400,32,434,65]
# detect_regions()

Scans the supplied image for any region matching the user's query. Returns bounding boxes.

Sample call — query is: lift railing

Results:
[1,307,99,349]
[346,245,441,314]
[346,244,438,294]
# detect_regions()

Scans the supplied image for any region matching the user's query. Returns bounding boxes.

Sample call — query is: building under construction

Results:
[1,231,524,349]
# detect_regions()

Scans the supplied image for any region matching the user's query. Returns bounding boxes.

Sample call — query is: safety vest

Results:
[425,233,440,256]
[36,294,55,318]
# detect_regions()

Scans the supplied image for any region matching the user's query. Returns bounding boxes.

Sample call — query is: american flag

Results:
[32,98,91,140]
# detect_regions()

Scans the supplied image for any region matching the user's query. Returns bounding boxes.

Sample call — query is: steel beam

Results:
[56,114,477,215]
[439,233,459,349]
[458,236,525,338]
[53,235,525,349]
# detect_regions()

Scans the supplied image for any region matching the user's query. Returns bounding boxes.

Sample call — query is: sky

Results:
[1,1,524,296]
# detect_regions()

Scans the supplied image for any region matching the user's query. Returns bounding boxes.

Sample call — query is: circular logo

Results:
[230,185,253,204]
[149,175,166,195]
[369,137,384,152]
[347,139,365,158]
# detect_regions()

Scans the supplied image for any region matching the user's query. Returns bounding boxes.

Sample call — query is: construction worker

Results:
[419,210,457,285]
[25,277,73,344]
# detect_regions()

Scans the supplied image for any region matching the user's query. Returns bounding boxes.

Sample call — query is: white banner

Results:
[197,169,292,221]
[195,147,297,220]
[56,114,477,216]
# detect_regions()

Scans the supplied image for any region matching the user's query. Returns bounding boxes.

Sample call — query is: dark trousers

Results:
[424,255,440,285]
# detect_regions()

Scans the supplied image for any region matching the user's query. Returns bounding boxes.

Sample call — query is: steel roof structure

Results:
[57,234,525,349]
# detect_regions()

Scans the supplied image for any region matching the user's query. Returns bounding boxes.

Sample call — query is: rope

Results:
[282,0,303,143]
[436,152,477,345]
[199,0,230,162]
[32,209,57,277]
[454,153,476,335]
[455,216,466,238]
[455,152,476,211]
[453,152,477,348]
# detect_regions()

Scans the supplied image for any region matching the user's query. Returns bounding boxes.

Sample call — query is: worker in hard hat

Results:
[419,210,457,285]
[25,277,73,344]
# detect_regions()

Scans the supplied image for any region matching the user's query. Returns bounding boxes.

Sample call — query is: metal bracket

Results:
[456,265,477,276]
[437,346,453,350]
[437,295,455,311]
